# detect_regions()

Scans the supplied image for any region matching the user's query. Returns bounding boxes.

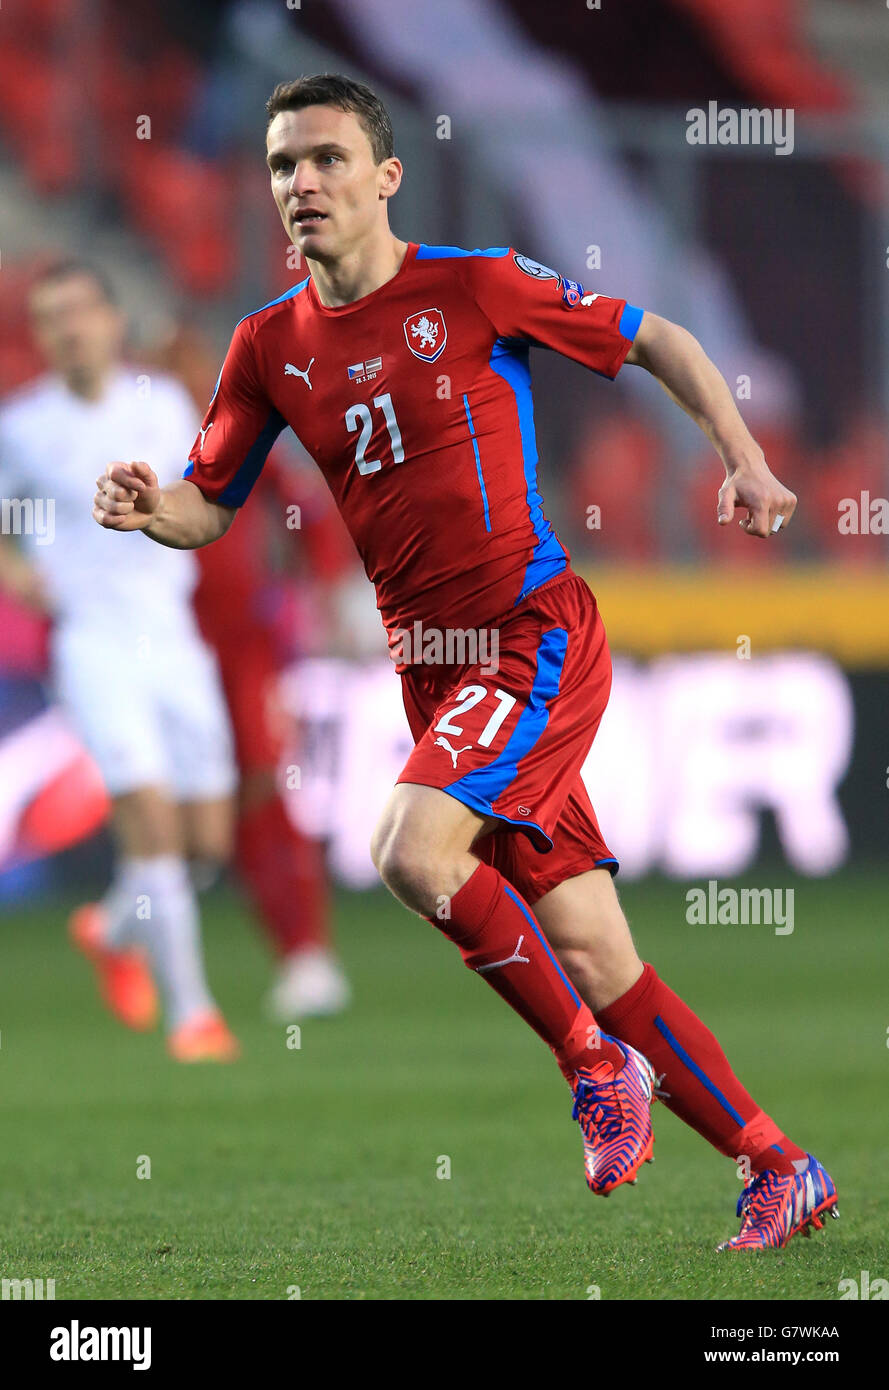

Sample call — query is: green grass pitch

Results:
[1,868,886,1300]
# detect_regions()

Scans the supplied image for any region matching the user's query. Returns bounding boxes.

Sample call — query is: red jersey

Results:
[184,244,643,637]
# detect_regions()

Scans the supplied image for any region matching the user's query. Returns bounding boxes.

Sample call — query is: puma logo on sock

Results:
[476,934,530,974]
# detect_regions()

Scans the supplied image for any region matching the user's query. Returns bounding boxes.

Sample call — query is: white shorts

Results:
[52,621,237,802]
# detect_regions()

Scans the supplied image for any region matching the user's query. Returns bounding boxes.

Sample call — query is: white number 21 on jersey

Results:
[345,393,404,476]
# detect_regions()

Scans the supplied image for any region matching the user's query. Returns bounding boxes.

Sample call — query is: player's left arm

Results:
[624,312,797,538]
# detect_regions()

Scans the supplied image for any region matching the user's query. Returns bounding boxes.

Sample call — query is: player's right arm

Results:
[92,313,284,549]
[92,462,236,548]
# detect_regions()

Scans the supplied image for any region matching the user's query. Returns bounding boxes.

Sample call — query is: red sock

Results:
[596,963,806,1175]
[236,795,328,956]
[437,863,625,1083]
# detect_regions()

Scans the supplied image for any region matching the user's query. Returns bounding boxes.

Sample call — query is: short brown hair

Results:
[31,257,117,306]
[266,74,394,165]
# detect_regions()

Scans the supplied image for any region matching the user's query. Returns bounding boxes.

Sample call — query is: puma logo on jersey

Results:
[284,358,315,389]
[434,735,472,768]
[198,422,213,450]
[476,935,531,974]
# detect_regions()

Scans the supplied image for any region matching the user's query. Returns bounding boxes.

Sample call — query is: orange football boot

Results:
[166,1010,241,1063]
[69,903,159,1031]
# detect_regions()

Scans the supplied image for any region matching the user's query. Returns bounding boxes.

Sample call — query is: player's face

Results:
[29,274,123,383]
[266,106,398,262]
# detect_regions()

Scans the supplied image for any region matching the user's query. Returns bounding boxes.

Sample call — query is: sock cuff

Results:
[118,854,193,894]
[433,862,504,947]
[597,961,658,1029]
[726,1110,788,1164]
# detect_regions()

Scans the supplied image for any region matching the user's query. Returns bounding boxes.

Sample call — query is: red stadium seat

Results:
[0,48,79,193]
[569,414,663,562]
[0,259,51,391]
[2,0,76,45]
[807,417,889,565]
[121,147,238,296]
[671,0,849,111]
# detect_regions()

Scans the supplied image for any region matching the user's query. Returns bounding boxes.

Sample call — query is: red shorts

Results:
[397,570,617,904]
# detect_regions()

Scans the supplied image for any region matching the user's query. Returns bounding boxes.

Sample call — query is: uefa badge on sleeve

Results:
[403,308,448,362]
[512,253,560,282]
[561,278,585,308]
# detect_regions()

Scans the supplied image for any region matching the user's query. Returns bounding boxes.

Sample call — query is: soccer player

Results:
[92,75,838,1247]
[1,260,239,1061]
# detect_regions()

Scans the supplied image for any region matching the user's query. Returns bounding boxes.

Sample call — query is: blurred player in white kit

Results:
[0,260,240,1061]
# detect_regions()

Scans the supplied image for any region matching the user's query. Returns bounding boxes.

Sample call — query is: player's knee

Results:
[371,829,423,900]
[369,814,392,877]
[112,788,183,857]
[371,820,441,912]
[557,939,643,1013]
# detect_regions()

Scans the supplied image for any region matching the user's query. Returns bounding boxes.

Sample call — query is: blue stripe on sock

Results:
[503,883,583,1012]
[653,1014,747,1128]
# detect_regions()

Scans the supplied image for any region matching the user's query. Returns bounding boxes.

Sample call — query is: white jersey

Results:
[0,367,200,638]
[0,367,236,800]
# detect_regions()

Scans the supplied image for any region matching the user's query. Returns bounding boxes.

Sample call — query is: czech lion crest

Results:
[403,307,447,362]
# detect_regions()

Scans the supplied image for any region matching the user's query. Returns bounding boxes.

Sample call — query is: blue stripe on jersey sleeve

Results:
[215,409,288,507]
[210,278,311,404]
[618,303,644,340]
[241,278,311,320]
[488,338,567,602]
[416,245,509,260]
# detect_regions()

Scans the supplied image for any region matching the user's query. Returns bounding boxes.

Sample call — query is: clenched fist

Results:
[92,461,162,531]
[717,458,797,539]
